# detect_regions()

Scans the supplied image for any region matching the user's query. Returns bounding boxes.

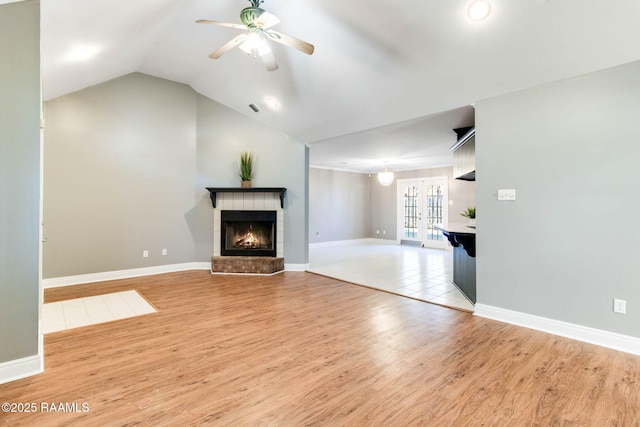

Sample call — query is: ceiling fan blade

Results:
[208,34,249,59]
[260,49,279,72]
[196,19,247,30]
[255,11,280,29]
[264,30,314,55]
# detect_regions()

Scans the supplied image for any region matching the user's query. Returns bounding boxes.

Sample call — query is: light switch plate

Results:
[498,189,516,201]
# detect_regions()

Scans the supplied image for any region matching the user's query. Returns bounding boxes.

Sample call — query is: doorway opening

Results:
[397,177,448,249]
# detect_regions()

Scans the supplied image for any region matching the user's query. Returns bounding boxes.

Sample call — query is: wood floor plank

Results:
[1,270,639,426]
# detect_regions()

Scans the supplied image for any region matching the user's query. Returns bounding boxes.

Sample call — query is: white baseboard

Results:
[43,262,211,289]
[43,262,315,288]
[367,238,400,245]
[475,304,640,356]
[309,238,398,248]
[286,263,309,272]
[0,354,43,385]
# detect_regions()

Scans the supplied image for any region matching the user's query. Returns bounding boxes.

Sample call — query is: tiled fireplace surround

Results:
[212,192,284,274]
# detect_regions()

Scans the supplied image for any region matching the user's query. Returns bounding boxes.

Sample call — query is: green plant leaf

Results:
[239,151,255,181]
[460,207,476,218]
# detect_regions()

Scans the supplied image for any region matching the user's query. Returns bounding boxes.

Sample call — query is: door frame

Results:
[396,177,449,249]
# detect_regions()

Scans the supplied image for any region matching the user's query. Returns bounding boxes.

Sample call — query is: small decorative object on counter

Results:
[239,151,254,188]
[460,207,476,225]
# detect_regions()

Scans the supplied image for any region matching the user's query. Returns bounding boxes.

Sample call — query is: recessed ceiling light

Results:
[468,0,492,21]
[265,96,280,109]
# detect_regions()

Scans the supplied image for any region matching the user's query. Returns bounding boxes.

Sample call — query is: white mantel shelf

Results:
[205,187,287,208]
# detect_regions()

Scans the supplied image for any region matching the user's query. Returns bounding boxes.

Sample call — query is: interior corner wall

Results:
[308,168,371,244]
[43,73,198,278]
[0,0,41,365]
[476,60,640,337]
[195,95,308,265]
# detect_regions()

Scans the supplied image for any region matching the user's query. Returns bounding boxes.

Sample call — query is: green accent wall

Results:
[0,0,41,364]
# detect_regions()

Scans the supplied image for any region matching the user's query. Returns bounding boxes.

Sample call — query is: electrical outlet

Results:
[383,230,386,235]
[162,248,167,256]
[613,298,626,314]
[143,250,149,258]
[376,230,380,234]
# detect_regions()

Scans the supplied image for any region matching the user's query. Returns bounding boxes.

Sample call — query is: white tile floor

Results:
[42,290,157,334]
[308,241,474,312]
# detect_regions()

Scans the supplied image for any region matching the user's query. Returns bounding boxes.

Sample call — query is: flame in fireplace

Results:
[235,224,262,248]
[221,211,276,256]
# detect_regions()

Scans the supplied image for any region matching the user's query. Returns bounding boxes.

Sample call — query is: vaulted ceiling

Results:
[39,0,640,172]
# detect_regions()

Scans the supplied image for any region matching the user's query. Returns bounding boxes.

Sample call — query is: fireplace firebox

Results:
[221,210,276,257]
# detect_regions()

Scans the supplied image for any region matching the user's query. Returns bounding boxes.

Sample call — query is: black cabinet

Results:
[442,230,476,304]
[453,245,476,304]
[451,127,476,181]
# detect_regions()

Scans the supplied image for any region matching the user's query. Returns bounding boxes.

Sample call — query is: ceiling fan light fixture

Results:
[197,0,314,70]
[377,170,395,187]
[468,0,492,21]
[239,32,271,55]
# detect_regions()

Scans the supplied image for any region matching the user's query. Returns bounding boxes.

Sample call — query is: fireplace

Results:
[209,190,284,274]
[221,210,277,257]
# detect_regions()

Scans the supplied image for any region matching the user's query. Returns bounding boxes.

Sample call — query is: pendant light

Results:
[377,167,395,187]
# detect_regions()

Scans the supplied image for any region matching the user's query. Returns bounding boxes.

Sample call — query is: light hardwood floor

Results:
[1,271,639,426]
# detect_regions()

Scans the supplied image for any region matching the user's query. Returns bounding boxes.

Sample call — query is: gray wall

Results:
[309,166,475,243]
[43,72,309,277]
[476,60,640,337]
[43,73,198,278]
[195,96,308,265]
[0,0,40,363]
[309,168,370,244]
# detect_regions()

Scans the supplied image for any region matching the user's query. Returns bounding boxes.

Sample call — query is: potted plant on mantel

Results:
[239,151,254,188]
[460,207,476,226]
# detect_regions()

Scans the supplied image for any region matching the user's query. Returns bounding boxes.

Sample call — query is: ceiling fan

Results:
[196,0,315,71]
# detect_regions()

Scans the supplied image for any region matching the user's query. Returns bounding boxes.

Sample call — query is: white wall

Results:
[476,60,640,338]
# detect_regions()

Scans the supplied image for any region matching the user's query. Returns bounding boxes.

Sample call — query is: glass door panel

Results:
[425,182,445,243]
[402,184,420,240]
[398,177,448,248]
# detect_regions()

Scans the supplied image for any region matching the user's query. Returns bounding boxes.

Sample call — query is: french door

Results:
[397,177,448,249]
